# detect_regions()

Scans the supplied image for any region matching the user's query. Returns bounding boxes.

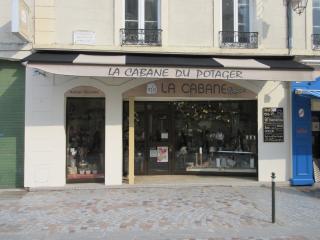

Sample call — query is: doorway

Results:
[66,98,105,183]
[312,111,320,182]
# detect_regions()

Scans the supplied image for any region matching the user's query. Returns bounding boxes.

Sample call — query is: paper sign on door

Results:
[157,146,168,163]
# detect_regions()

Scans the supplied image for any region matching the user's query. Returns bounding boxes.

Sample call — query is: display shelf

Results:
[214,150,254,154]
[67,173,105,180]
[186,167,257,173]
[183,150,257,173]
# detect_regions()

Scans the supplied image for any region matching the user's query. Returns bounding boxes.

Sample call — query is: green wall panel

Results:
[0,61,25,188]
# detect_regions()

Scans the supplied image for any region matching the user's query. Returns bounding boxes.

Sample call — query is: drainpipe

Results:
[287,0,293,55]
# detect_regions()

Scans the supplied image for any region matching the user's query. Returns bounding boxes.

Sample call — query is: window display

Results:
[174,101,257,173]
[123,100,257,175]
[66,98,105,182]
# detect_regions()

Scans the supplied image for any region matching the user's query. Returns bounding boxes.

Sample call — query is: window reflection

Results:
[174,101,257,173]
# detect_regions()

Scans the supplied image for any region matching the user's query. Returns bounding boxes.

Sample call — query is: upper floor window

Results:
[220,0,258,48]
[121,0,162,46]
[222,0,250,32]
[313,0,320,49]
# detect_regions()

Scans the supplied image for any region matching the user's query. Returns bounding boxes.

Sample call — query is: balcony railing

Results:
[219,31,258,49]
[312,34,320,50]
[120,29,162,46]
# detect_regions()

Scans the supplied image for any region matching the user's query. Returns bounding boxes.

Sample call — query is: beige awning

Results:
[27,62,314,82]
[24,53,315,82]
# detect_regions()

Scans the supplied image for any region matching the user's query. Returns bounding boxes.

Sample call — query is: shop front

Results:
[122,79,258,177]
[65,88,106,183]
[23,53,314,187]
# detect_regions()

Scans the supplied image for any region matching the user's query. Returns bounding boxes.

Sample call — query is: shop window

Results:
[312,0,320,50]
[174,101,257,174]
[121,0,161,45]
[123,101,258,176]
[66,98,105,183]
[220,0,258,48]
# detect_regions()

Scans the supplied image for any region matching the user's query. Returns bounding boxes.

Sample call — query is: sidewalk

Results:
[0,184,319,240]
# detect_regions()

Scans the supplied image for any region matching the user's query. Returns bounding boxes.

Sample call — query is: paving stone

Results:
[0,186,319,239]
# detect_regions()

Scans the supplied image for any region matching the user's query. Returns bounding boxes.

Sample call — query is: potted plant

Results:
[92,164,98,174]
[85,168,91,175]
[79,168,85,175]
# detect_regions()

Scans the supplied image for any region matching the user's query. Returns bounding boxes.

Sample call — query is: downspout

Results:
[287,0,293,55]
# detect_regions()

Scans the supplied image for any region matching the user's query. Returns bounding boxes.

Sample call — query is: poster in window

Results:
[157,146,169,163]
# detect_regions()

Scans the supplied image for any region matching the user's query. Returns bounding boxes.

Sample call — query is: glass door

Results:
[147,103,172,174]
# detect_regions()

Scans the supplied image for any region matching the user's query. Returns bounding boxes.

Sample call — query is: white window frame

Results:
[220,0,253,32]
[124,0,161,30]
[313,0,320,34]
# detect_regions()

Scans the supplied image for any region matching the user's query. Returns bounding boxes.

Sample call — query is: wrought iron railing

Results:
[120,29,162,46]
[312,34,320,50]
[219,31,258,49]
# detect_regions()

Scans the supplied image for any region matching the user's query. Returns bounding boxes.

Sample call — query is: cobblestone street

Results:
[0,185,320,240]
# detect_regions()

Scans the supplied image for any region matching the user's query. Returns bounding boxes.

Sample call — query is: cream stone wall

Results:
[30,0,319,56]
[0,0,33,59]
[55,0,114,46]
[167,0,214,47]
[255,0,287,50]
[256,81,291,182]
[24,67,291,187]
[24,69,126,187]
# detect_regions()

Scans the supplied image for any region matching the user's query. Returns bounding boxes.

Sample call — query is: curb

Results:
[25,181,291,192]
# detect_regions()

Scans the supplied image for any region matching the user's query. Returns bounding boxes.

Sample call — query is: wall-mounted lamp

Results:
[291,0,308,15]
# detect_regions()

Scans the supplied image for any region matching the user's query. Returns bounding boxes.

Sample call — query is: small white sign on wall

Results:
[146,83,157,95]
[11,0,30,41]
[73,31,96,45]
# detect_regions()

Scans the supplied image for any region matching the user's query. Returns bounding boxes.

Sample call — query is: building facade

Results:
[1,0,320,188]
[0,0,33,188]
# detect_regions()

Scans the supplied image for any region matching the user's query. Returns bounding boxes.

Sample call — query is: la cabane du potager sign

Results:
[106,66,243,80]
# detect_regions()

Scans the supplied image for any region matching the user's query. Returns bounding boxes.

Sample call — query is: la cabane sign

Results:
[105,66,243,80]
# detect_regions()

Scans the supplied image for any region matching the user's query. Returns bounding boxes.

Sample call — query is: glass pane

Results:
[313,7,320,33]
[238,0,250,32]
[66,98,105,182]
[123,102,145,175]
[314,0,320,8]
[125,21,139,29]
[125,0,138,21]
[134,103,146,174]
[145,0,158,22]
[314,26,320,35]
[148,112,170,173]
[124,22,139,43]
[174,101,257,173]
[145,21,158,29]
[223,0,234,31]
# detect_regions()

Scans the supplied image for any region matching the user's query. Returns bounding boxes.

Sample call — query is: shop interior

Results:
[66,98,105,183]
[123,101,258,176]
